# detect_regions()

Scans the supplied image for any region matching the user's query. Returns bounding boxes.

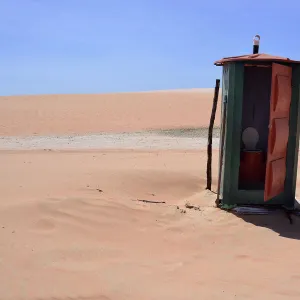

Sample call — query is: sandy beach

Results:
[1,89,300,300]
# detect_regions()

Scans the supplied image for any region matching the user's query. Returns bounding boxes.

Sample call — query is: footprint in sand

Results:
[235,254,250,260]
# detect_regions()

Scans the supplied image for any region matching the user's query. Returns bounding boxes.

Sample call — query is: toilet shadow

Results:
[232,210,300,240]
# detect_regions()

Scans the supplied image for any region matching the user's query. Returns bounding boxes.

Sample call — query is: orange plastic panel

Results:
[269,118,289,160]
[273,75,292,114]
[265,159,286,200]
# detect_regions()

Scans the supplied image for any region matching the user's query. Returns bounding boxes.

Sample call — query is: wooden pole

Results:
[206,79,220,190]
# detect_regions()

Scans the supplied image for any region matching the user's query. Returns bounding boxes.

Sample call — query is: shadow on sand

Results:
[232,211,300,240]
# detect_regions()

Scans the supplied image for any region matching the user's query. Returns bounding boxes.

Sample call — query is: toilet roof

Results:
[214,53,300,66]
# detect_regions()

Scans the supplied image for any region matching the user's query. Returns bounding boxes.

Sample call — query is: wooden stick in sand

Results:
[206,79,220,191]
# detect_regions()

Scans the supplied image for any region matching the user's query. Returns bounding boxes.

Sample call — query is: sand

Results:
[1,90,300,300]
[0,89,220,136]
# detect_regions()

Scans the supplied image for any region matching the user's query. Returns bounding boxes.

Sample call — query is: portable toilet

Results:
[215,36,300,208]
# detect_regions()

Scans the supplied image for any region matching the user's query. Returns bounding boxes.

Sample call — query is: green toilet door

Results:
[264,63,292,201]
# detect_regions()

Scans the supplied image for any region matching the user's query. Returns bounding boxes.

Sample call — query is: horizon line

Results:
[0,87,216,97]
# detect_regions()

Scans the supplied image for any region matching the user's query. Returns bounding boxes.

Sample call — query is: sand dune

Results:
[1,90,300,300]
[0,89,220,136]
[1,150,300,300]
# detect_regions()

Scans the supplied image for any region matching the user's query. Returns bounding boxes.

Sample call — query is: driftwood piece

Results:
[136,199,166,204]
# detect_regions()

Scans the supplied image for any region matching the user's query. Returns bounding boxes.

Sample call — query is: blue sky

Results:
[1,0,299,95]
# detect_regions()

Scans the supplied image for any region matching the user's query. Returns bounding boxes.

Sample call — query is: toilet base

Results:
[239,150,266,190]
